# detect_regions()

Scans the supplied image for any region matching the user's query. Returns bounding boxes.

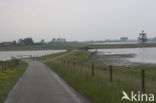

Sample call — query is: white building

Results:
[56,38,66,43]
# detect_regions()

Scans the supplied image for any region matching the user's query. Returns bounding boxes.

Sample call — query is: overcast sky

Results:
[0,0,156,42]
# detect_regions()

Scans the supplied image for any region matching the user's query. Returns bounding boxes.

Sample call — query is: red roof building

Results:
[1,42,12,46]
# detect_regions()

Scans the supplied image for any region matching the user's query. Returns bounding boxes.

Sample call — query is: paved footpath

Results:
[4,59,91,103]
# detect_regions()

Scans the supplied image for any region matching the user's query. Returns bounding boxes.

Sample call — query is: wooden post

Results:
[141,69,145,93]
[110,65,113,82]
[10,61,12,68]
[73,61,75,69]
[80,62,82,72]
[1,64,3,72]
[8,61,10,69]
[0,64,1,72]
[67,60,69,66]
[2,63,4,71]
[4,62,6,71]
[6,61,8,69]
[65,60,66,66]
[63,60,65,65]
[92,63,94,77]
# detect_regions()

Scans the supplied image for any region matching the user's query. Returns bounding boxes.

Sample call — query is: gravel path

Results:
[4,59,91,103]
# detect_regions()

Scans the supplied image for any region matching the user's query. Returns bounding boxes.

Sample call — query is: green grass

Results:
[1,43,156,51]
[33,51,68,61]
[0,61,27,103]
[41,50,156,103]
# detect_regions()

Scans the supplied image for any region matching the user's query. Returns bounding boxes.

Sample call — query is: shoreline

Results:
[92,52,156,67]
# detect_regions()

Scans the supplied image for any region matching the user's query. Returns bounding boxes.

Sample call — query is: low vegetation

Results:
[1,43,156,51]
[0,60,27,103]
[37,51,156,103]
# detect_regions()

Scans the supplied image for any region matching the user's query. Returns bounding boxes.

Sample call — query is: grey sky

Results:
[0,0,156,42]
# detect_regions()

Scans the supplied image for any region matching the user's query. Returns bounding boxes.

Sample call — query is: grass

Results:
[0,61,27,103]
[1,43,156,51]
[37,50,156,103]
[33,51,67,61]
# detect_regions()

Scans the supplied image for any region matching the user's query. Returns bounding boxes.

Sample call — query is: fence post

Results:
[5,62,7,69]
[73,61,75,69]
[2,63,4,72]
[64,60,66,65]
[67,60,69,66]
[141,69,145,93]
[61,60,63,65]
[92,63,94,77]
[63,60,66,65]
[80,62,82,72]
[4,62,6,71]
[8,61,10,69]
[110,65,113,82]
[0,64,1,72]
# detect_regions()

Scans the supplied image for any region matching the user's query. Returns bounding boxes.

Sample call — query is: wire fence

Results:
[0,59,20,72]
[58,59,156,95]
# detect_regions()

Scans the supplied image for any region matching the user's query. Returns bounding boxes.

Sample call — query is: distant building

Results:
[150,37,156,42]
[50,38,66,44]
[18,39,24,44]
[52,38,56,43]
[56,38,66,43]
[105,40,112,42]
[40,39,45,44]
[120,37,128,42]
[0,42,12,46]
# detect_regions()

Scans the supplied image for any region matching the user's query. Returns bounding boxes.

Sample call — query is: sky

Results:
[0,0,156,42]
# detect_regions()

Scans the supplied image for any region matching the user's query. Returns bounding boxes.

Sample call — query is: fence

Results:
[0,59,20,72]
[59,59,156,94]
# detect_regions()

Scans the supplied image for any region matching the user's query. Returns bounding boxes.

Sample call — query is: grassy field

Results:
[0,61,27,103]
[39,51,156,103]
[1,43,156,51]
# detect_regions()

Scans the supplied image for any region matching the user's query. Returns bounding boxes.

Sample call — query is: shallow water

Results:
[91,47,156,64]
[0,50,65,61]
[88,42,138,45]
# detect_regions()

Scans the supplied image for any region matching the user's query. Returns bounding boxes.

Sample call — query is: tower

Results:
[138,30,148,44]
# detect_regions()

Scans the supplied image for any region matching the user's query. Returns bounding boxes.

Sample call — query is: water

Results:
[91,47,156,64]
[87,41,154,45]
[0,50,65,61]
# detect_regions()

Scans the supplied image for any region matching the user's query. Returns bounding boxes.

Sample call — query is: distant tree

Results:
[40,39,45,44]
[23,37,34,45]
[12,41,17,45]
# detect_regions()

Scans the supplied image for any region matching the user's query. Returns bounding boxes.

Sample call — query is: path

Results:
[4,59,91,103]
[42,51,74,63]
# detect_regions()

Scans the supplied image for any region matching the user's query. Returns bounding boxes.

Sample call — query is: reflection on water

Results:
[0,50,65,61]
[92,47,156,64]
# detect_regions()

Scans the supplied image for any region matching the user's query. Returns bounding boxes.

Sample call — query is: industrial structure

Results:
[138,30,148,44]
